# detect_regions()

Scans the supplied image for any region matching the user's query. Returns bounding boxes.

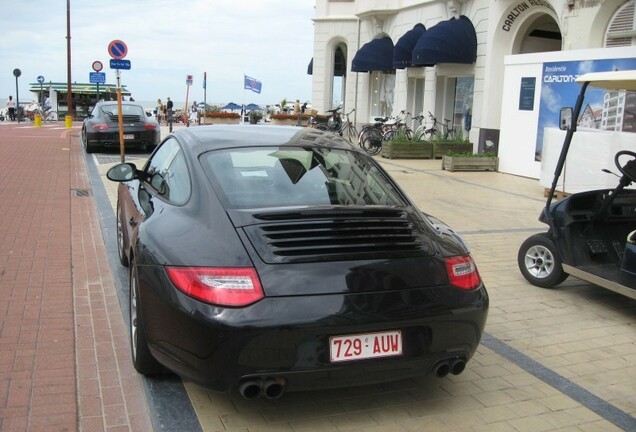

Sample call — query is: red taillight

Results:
[91,123,109,131]
[445,255,481,291]
[144,123,158,130]
[165,267,264,307]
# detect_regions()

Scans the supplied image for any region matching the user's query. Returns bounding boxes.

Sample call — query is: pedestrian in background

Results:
[7,96,16,121]
[156,98,163,123]
[295,99,301,126]
[166,97,173,125]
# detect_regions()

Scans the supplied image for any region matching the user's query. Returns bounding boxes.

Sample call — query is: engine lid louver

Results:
[242,209,435,264]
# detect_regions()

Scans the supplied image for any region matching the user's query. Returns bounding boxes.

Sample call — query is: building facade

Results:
[310,0,635,156]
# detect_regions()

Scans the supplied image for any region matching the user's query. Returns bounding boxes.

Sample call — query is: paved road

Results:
[90,124,636,431]
[1,120,634,431]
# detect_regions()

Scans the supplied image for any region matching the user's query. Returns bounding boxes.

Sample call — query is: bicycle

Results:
[32,105,59,122]
[382,111,413,141]
[411,114,427,141]
[358,116,391,155]
[423,111,456,141]
[315,107,358,143]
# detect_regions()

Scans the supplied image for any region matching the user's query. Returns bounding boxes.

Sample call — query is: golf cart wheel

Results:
[517,233,568,288]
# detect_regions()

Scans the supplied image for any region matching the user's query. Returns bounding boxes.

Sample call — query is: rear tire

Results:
[82,127,98,153]
[116,200,129,267]
[130,260,164,375]
[517,233,568,288]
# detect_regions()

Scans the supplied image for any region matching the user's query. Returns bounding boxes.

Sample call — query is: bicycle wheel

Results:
[423,128,438,141]
[344,124,358,143]
[360,128,383,155]
[383,130,397,141]
[46,111,59,122]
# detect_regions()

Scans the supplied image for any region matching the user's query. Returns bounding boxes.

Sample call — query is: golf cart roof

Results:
[576,70,636,91]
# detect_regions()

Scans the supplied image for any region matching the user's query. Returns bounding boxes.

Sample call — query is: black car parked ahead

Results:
[82,101,160,153]
[107,125,488,399]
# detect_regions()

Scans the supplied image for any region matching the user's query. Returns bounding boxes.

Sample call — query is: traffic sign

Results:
[92,61,103,72]
[110,59,131,70]
[108,40,128,60]
[13,68,21,78]
[90,72,106,83]
[37,75,45,84]
[186,74,193,86]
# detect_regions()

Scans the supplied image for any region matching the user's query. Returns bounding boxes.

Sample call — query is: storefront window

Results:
[452,76,474,140]
[370,71,395,118]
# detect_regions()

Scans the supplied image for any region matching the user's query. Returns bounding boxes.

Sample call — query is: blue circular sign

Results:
[37,75,45,84]
[108,40,128,60]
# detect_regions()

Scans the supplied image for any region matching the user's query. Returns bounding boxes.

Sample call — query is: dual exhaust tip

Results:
[239,377,286,400]
[239,359,466,399]
[434,358,466,378]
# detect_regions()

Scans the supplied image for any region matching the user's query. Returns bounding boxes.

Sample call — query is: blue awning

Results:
[351,36,394,72]
[393,24,426,69]
[412,16,477,67]
[307,58,313,75]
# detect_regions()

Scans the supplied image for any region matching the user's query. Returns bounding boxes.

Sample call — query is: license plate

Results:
[123,134,134,139]
[329,330,402,363]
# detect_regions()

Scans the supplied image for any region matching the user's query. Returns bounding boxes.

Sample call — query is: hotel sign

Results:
[502,0,556,32]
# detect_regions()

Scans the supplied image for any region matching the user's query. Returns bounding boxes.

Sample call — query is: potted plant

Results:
[431,136,473,158]
[381,131,433,159]
[249,110,263,124]
[441,151,499,172]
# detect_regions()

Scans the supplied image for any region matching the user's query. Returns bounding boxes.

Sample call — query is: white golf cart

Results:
[518,70,636,300]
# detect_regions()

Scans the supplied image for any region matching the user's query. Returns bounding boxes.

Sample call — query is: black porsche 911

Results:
[82,101,160,153]
[107,125,488,399]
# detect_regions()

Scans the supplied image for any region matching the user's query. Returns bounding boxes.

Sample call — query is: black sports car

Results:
[82,101,160,153]
[107,125,488,399]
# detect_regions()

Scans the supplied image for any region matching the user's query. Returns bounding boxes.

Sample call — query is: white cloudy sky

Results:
[0,0,316,105]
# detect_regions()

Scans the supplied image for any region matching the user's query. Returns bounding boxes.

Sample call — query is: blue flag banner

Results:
[244,75,262,94]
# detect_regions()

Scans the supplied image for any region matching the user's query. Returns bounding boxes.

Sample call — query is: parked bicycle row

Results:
[308,107,462,156]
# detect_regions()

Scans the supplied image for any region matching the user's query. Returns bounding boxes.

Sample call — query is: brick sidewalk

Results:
[0,124,152,431]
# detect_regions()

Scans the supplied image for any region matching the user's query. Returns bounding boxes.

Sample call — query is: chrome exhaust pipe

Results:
[434,361,450,378]
[262,378,285,400]
[450,359,466,375]
[238,380,261,400]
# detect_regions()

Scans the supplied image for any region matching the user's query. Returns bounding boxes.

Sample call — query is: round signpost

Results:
[108,40,128,162]
[13,68,21,122]
[108,40,128,60]
[37,75,45,110]
[92,60,103,72]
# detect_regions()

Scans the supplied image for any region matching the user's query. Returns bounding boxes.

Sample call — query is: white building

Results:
[310,0,636,179]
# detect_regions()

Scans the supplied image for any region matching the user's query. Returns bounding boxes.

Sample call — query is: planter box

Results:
[381,141,433,159]
[441,155,499,172]
[270,118,300,126]
[432,142,473,158]
[208,117,240,125]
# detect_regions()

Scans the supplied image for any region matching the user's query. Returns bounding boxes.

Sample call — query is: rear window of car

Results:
[200,147,407,209]
[99,104,145,117]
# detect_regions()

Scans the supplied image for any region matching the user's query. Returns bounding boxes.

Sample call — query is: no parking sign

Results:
[108,40,128,60]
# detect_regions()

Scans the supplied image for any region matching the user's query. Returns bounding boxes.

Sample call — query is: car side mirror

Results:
[107,163,138,182]
[559,107,573,131]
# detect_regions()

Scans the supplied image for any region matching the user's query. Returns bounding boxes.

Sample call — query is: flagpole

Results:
[242,74,246,124]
